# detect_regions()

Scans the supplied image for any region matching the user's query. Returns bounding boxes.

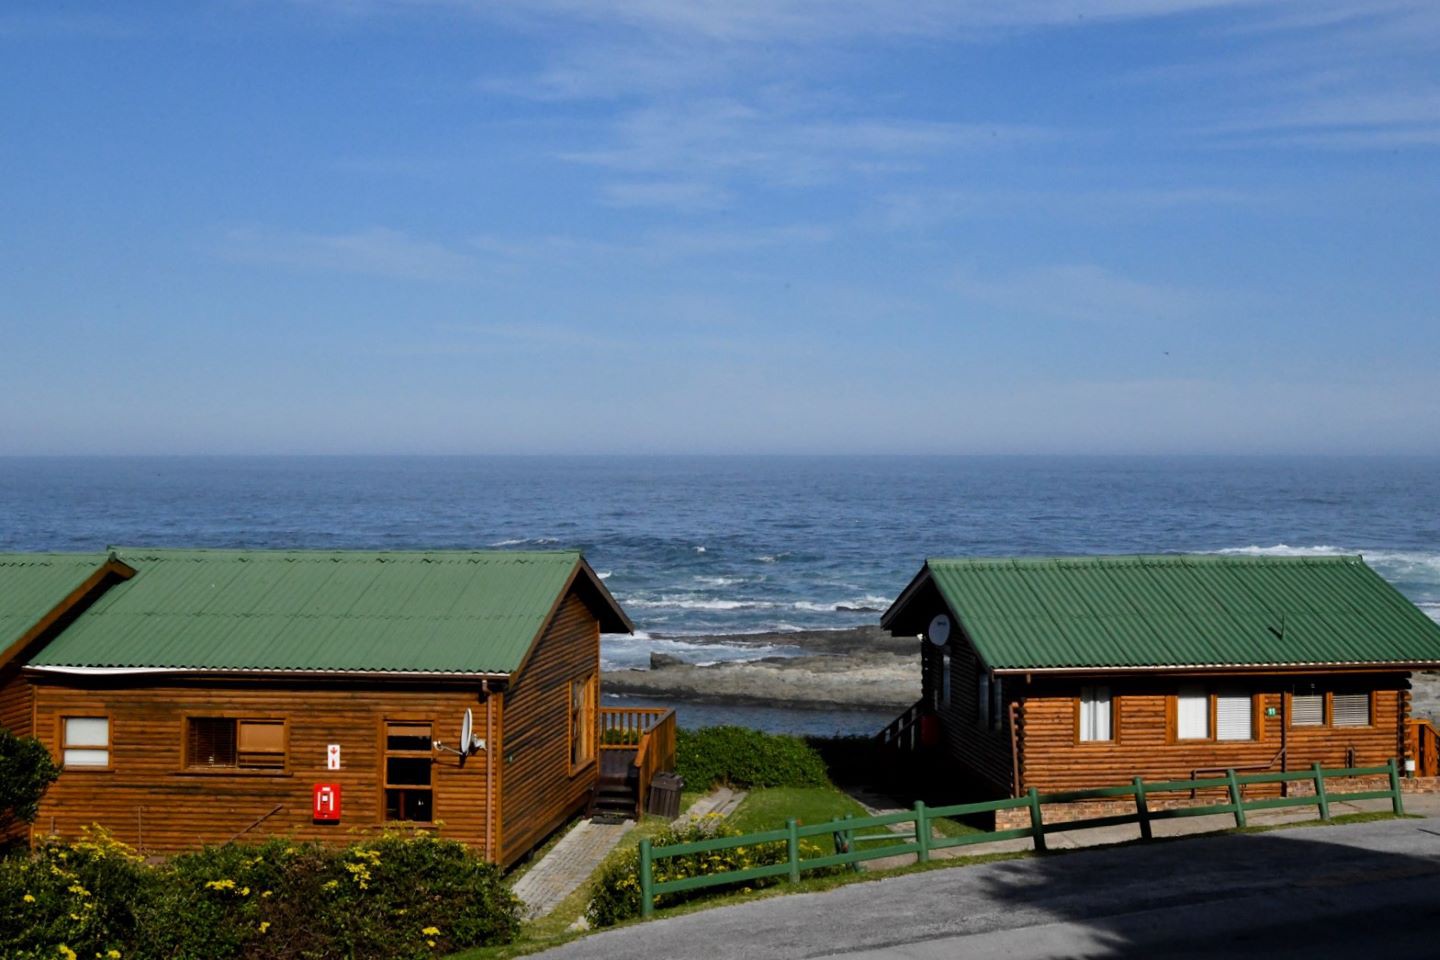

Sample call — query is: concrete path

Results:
[512,818,635,919]
[675,785,747,823]
[534,810,1440,959]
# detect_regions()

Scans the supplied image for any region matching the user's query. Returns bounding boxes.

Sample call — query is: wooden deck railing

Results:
[1407,717,1439,778]
[875,699,925,753]
[600,706,678,818]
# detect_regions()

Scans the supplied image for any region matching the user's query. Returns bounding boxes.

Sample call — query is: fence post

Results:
[1133,776,1152,841]
[1312,762,1330,822]
[639,838,654,919]
[1388,757,1406,816]
[843,812,858,873]
[1226,769,1247,828]
[915,801,930,864]
[786,818,800,883]
[1027,787,1047,852]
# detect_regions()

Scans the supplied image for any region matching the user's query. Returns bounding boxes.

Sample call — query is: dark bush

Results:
[1,829,521,960]
[675,726,830,790]
[0,726,61,831]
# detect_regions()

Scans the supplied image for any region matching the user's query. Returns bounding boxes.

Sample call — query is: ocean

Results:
[3,455,1438,732]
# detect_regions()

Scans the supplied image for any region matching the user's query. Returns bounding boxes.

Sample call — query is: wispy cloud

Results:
[600,179,733,212]
[218,227,477,281]
[951,263,1205,326]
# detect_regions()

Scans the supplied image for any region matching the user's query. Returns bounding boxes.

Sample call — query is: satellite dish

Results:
[927,614,951,647]
[460,708,473,756]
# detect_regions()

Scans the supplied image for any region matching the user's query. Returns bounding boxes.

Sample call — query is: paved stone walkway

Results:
[675,785,747,824]
[512,818,634,920]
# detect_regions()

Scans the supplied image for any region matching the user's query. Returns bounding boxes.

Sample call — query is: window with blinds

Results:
[1079,686,1112,742]
[1292,693,1324,726]
[976,670,991,729]
[1177,687,1209,739]
[1333,692,1371,726]
[385,721,434,823]
[187,718,285,769]
[1216,692,1254,741]
[63,717,110,767]
[940,651,951,709]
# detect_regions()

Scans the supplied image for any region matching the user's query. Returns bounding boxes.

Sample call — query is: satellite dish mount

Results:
[434,707,486,765]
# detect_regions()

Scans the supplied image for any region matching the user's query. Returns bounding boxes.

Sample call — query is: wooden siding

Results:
[498,593,600,867]
[922,631,1015,796]
[1017,675,1409,794]
[29,677,493,857]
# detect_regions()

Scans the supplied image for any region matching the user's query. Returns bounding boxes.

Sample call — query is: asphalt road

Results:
[538,816,1440,959]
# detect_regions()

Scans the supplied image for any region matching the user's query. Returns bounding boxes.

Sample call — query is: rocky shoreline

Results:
[601,625,920,711]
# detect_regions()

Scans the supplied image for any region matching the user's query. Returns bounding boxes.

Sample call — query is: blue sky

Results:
[2,1,1437,455]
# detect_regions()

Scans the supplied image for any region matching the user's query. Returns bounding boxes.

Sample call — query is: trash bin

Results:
[647,772,684,819]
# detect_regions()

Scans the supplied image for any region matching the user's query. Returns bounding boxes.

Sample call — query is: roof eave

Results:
[993,661,1440,676]
[25,664,512,682]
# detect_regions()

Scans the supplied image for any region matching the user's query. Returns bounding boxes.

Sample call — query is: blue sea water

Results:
[3,455,1438,684]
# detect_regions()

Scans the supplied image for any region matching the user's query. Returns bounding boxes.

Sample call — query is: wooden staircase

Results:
[591,707,677,822]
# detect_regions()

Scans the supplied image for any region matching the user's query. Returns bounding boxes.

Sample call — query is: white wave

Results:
[627,599,774,611]
[599,633,804,670]
[756,553,790,563]
[488,536,562,547]
[792,595,892,614]
[694,545,706,554]
[1213,544,1440,580]
[693,575,745,586]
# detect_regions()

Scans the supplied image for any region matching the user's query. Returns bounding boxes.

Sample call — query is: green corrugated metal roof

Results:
[0,553,111,654]
[28,548,604,675]
[916,554,1440,671]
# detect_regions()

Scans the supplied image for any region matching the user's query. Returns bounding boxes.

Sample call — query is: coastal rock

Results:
[649,652,686,669]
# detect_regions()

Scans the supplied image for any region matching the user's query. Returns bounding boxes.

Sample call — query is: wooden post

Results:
[1133,776,1152,841]
[639,838,654,918]
[1027,787,1047,852]
[1226,769,1247,828]
[915,801,930,864]
[1388,757,1406,816]
[786,819,800,883]
[1312,762,1330,822]
[844,812,858,873]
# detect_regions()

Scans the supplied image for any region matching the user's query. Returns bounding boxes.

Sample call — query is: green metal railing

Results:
[636,759,1404,917]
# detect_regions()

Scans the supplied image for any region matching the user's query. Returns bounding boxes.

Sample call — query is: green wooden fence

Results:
[636,759,1404,917]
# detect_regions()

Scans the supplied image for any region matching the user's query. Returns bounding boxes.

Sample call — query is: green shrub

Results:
[676,726,830,790]
[0,726,61,831]
[0,826,154,960]
[1,829,521,960]
[585,815,836,927]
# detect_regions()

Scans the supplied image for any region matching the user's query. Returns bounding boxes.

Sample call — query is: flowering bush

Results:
[1,829,521,960]
[0,827,151,960]
[585,815,836,927]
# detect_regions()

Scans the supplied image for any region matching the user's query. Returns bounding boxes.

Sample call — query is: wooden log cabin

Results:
[0,548,676,866]
[879,554,1440,804]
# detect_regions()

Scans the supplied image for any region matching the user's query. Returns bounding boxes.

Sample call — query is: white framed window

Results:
[1216,691,1254,741]
[63,716,110,767]
[1177,686,1210,740]
[940,651,951,709]
[977,670,990,729]
[1332,692,1371,727]
[1292,693,1324,726]
[1079,686,1112,742]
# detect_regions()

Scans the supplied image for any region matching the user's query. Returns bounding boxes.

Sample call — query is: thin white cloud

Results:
[601,179,733,212]
[219,227,476,281]
[951,263,1204,325]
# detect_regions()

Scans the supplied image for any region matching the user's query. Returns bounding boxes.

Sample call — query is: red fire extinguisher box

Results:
[313,783,341,823]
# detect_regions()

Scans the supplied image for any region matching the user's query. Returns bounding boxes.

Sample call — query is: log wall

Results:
[1018,674,1409,795]
[498,593,600,867]
[29,677,494,857]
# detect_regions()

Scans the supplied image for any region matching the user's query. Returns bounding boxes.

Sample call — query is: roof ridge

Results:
[927,553,1362,567]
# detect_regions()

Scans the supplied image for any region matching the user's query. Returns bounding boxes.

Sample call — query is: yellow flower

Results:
[240,887,250,897]
[58,947,78,960]
[322,879,339,891]
[426,941,437,949]
[68,884,90,897]
[258,921,271,934]
[107,951,121,959]
[421,926,440,936]
[204,879,237,891]
[23,893,36,903]
[261,890,273,898]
